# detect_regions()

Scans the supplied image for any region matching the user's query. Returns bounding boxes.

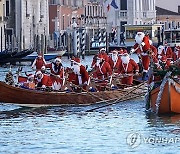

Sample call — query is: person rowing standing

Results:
[31,53,46,71]
[131,32,151,80]
[118,52,139,85]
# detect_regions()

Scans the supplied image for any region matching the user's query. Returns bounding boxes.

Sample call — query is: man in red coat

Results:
[98,47,109,62]
[72,58,89,85]
[162,42,173,61]
[35,71,52,89]
[119,53,139,85]
[131,32,151,80]
[108,49,122,73]
[149,40,158,63]
[32,53,46,70]
[159,55,171,70]
[46,57,64,90]
[173,45,180,61]
[93,54,112,80]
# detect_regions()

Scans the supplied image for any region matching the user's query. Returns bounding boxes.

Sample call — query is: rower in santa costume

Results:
[98,47,109,62]
[131,32,151,80]
[149,40,158,63]
[118,52,139,85]
[108,49,122,73]
[161,42,173,61]
[71,58,89,88]
[159,55,171,70]
[93,54,112,80]
[173,45,180,61]
[45,57,64,90]
[35,71,52,88]
[32,53,46,71]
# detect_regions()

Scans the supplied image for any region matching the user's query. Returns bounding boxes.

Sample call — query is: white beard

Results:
[73,65,80,75]
[135,34,144,45]
[121,56,130,64]
[112,54,118,62]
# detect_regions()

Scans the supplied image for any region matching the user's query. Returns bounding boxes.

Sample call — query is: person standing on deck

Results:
[118,52,139,85]
[131,32,151,80]
[31,53,46,71]
[45,57,64,90]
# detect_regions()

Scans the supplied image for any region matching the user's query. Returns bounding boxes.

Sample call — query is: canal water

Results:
[0,56,180,154]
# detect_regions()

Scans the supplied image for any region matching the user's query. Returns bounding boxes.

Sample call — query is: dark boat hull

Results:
[0,81,145,107]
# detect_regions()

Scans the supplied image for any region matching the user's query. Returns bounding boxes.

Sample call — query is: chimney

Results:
[178,6,180,14]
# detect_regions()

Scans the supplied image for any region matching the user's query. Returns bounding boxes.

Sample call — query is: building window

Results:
[120,0,127,10]
[63,15,65,30]
[5,0,10,16]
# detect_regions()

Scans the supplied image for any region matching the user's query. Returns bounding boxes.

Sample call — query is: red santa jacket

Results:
[99,53,109,62]
[46,63,63,76]
[36,74,52,87]
[150,45,158,62]
[161,47,173,60]
[119,59,139,74]
[32,58,46,70]
[73,65,89,85]
[173,46,180,61]
[94,61,112,79]
[134,35,150,53]
[108,57,122,72]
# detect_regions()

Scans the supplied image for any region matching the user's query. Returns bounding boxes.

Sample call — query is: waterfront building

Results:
[0,0,9,51]
[103,0,156,32]
[15,0,49,52]
[156,6,180,30]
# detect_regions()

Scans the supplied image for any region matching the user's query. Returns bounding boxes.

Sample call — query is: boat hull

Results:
[150,79,180,114]
[0,81,144,107]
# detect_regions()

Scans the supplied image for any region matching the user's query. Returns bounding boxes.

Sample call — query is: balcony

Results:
[118,11,127,20]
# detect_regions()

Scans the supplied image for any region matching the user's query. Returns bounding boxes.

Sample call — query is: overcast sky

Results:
[156,0,180,13]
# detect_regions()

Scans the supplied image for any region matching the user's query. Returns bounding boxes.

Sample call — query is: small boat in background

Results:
[148,71,180,114]
[0,49,33,65]
[23,50,66,61]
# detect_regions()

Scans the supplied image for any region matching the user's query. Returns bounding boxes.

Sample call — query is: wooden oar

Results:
[85,81,146,112]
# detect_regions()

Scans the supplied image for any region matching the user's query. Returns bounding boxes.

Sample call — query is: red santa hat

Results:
[137,31,145,36]
[54,57,61,63]
[38,53,43,58]
[36,71,42,76]
[73,57,81,65]
[99,48,106,53]
[41,65,46,70]
[111,50,118,54]
[118,48,124,56]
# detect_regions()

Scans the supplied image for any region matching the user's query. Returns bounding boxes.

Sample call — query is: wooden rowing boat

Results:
[0,81,145,107]
[149,76,180,114]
